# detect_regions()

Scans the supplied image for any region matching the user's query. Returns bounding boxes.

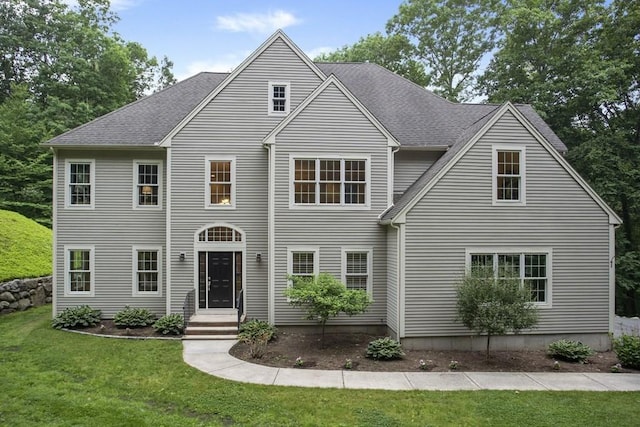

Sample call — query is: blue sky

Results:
[109,0,405,81]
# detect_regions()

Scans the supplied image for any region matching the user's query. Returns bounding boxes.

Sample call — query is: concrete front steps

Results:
[183,312,240,340]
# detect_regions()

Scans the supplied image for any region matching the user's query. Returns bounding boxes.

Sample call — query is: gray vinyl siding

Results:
[169,38,323,319]
[386,226,398,335]
[54,149,166,318]
[402,111,611,337]
[394,150,443,196]
[273,82,389,325]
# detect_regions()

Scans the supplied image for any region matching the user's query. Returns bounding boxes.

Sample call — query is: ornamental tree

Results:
[284,273,372,345]
[456,267,538,357]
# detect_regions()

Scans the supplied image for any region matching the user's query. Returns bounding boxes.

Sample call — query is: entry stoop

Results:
[183,313,239,340]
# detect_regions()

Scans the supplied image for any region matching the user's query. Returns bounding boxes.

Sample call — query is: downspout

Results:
[390,220,404,339]
[265,142,276,324]
[165,146,172,315]
[50,147,58,318]
[609,223,620,340]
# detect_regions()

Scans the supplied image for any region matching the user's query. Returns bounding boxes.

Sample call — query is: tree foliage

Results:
[456,268,538,357]
[283,273,372,345]
[0,0,175,226]
[315,32,429,87]
[387,0,502,100]
[480,0,640,315]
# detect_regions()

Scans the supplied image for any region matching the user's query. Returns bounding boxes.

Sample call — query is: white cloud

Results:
[305,46,334,60]
[176,51,251,81]
[215,10,301,34]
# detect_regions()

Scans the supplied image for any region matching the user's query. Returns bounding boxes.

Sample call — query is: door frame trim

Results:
[193,223,246,313]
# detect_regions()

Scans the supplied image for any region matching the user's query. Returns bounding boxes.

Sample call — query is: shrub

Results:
[52,305,102,329]
[238,319,277,358]
[153,313,184,335]
[366,337,405,360]
[613,334,640,369]
[113,306,155,328]
[456,267,538,357]
[283,273,372,344]
[547,340,594,363]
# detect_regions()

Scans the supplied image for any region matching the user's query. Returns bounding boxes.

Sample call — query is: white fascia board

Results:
[159,30,327,148]
[387,104,508,225]
[263,74,399,147]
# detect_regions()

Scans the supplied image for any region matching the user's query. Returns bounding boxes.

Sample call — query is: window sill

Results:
[289,204,370,211]
[492,200,526,207]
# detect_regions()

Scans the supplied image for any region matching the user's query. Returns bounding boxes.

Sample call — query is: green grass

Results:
[2,307,640,426]
[0,209,52,281]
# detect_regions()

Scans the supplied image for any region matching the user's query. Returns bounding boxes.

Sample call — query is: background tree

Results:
[480,0,640,315]
[284,273,372,346]
[387,0,502,100]
[315,32,429,87]
[456,268,538,357]
[0,0,175,226]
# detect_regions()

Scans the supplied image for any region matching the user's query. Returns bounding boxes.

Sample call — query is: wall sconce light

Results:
[179,252,186,261]
[255,253,262,262]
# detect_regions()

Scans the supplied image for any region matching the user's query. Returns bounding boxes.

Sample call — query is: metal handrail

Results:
[236,288,244,329]
[182,289,195,332]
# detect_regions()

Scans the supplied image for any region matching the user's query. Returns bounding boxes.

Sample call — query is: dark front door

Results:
[208,252,233,308]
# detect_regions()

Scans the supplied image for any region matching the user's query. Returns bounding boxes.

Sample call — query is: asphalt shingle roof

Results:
[45,62,566,154]
[45,72,229,146]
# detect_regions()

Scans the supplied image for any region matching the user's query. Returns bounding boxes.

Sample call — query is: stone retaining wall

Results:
[0,276,52,315]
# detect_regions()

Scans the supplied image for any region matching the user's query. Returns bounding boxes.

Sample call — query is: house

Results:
[45,30,621,350]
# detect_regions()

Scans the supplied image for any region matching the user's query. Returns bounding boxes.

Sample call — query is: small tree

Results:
[283,273,372,345]
[456,267,538,357]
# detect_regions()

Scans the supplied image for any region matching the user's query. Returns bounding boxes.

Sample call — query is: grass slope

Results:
[0,209,52,281]
[2,306,640,427]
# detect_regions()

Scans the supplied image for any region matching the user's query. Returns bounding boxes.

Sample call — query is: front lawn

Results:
[2,306,639,426]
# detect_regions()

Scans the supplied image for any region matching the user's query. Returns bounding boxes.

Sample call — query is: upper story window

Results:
[268,81,290,115]
[205,156,236,209]
[467,249,551,306]
[291,157,369,208]
[134,160,162,208]
[65,246,94,296]
[65,159,95,208]
[492,145,526,206]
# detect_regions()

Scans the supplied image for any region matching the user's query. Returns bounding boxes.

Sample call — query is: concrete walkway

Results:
[183,340,640,391]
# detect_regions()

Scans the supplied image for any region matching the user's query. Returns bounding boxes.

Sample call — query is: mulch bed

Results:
[67,320,171,338]
[230,330,639,373]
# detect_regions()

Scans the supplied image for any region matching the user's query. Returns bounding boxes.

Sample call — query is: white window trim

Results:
[341,247,373,295]
[492,144,526,206]
[286,246,320,289]
[268,81,290,116]
[132,160,163,210]
[132,245,162,296]
[288,154,371,209]
[204,155,236,209]
[465,247,552,308]
[64,159,95,209]
[64,245,95,297]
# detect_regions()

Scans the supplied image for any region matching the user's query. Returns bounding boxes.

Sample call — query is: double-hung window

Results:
[65,246,94,296]
[133,247,161,295]
[287,247,319,286]
[342,248,373,294]
[467,249,551,305]
[492,145,526,205]
[205,156,235,208]
[292,157,368,207]
[134,160,162,208]
[65,159,94,208]
[268,81,290,115]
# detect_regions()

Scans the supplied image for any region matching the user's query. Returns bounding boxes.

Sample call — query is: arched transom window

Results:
[198,226,242,243]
